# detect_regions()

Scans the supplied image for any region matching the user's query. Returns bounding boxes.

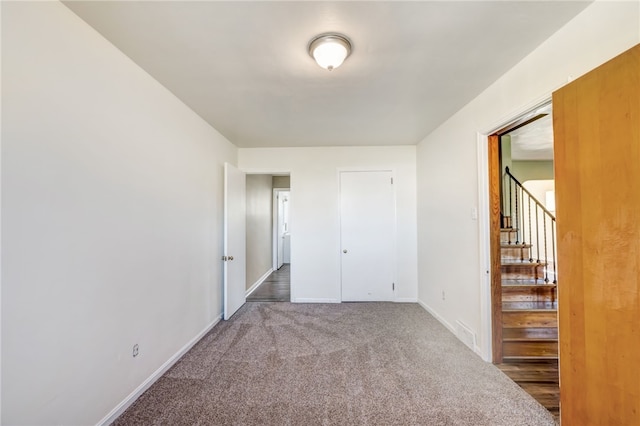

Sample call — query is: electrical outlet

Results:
[133,344,139,358]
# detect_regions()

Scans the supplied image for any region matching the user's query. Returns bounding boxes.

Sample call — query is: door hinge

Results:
[392,282,395,291]
[391,177,394,185]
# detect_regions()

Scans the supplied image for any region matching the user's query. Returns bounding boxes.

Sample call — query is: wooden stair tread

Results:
[503,301,557,311]
[499,219,559,383]
[497,361,558,383]
[503,328,558,340]
[501,261,545,266]
[502,279,556,286]
[503,355,558,361]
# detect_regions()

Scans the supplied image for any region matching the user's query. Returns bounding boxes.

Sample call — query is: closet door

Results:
[340,170,395,301]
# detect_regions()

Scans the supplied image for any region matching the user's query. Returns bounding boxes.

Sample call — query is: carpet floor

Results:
[113,302,556,425]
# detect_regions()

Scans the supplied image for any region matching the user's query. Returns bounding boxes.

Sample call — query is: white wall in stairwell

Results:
[511,160,554,183]
[2,2,237,424]
[238,146,419,304]
[416,0,640,360]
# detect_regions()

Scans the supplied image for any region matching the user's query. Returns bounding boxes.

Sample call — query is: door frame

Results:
[242,169,293,301]
[272,188,290,271]
[476,97,552,362]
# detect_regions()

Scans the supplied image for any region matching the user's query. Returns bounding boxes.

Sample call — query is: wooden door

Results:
[553,44,640,425]
[340,171,395,301]
[223,163,246,320]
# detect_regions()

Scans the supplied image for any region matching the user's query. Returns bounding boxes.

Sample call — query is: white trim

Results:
[241,168,290,176]
[272,189,278,270]
[96,315,223,426]
[417,299,456,335]
[476,133,492,362]
[395,298,418,303]
[417,300,483,357]
[480,96,552,137]
[246,268,273,297]
[272,188,290,271]
[476,96,553,363]
[293,298,340,304]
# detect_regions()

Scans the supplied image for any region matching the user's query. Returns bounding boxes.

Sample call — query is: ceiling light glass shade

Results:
[309,34,352,71]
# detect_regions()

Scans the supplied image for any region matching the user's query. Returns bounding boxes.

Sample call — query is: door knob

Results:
[343,249,348,253]
[229,256,234,261]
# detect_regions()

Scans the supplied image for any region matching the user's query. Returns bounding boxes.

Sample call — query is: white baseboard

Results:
[468,342,483,357]
[246,268,273,297]
[97,314,223,426]
[293,298,340,303]
[417,299,457,335]
[417,299,484,357]
[395,297,418,303]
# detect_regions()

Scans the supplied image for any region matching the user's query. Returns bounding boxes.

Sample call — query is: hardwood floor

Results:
[497,360,559,423]
[496,226,559,422]
[247,264,290,302]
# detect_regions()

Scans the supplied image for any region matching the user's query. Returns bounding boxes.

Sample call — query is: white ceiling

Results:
[64,1,591,148]
[509,114,554,161]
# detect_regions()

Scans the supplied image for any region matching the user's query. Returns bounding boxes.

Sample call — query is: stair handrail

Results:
[503,166,557,283]
[505,167,556,220]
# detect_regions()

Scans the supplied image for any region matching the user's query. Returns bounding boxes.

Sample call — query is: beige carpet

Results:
[113,303,556,425]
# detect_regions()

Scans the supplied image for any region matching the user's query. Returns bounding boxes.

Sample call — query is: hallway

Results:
[247,264,290,302]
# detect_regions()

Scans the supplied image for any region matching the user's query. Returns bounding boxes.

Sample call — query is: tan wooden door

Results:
[553,44,640,425]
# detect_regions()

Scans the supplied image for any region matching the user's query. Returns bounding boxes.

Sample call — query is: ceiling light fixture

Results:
[308,33,352,71]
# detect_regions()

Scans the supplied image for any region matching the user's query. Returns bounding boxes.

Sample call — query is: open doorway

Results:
[487,103,559,421]
[246,174,291,302]
[273,188,290,271]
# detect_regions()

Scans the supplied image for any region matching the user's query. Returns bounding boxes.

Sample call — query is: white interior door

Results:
[223,163,246,320]
[340,171,395,301]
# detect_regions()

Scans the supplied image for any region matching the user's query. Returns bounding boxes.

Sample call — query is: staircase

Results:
[494,169,560,419]
[500,227,557,361]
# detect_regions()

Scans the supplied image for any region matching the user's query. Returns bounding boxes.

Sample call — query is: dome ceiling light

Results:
[308,33,352,71]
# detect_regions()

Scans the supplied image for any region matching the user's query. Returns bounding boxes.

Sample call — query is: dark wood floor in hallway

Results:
[497,360,559,423]
[247,264,290,302]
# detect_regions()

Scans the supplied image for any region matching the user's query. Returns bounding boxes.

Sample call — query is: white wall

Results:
[239,146,418,303]
[1,2,237,424]
[245,175,273,289]
[416,0,640,359]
